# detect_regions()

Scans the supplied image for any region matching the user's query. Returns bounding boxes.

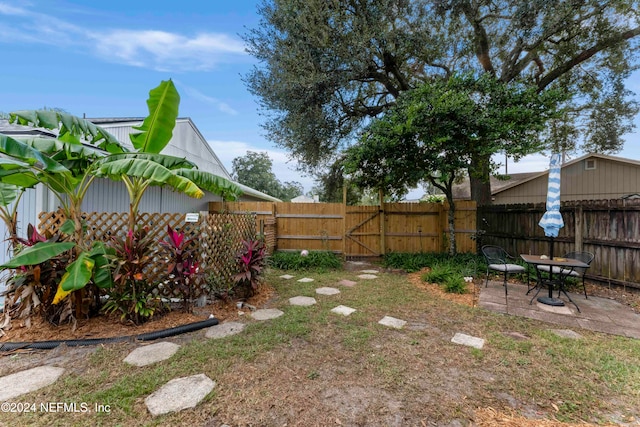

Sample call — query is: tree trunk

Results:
[447,199,457,256]
[469,152,492,206]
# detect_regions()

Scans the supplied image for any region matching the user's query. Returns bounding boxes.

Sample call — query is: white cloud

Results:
[94,30,246,71]
[207,139,315,191]
[175,80,239,115]
[0,3,247,72]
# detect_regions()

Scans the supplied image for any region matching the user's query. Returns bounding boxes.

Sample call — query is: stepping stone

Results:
[338,279,357,287]
[378,316,407,329]
[331,305,356,316]
[358,274,378,280]
[289,296,317,306]
[550,329,583,339]
[145,373,215,416]
[124,341,181,367]
[0,366,65,400]
[205,321,246,339]
[297,277,315,283]
[316,287,340,296]
[280,274,294,279]
[451,332,485,349]
[251,308,284,320]
[361,269,379,274]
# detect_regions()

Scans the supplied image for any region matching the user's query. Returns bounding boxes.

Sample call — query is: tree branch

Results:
[538,26,640,90]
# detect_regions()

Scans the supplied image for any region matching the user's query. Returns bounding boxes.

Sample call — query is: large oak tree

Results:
[244,0,639,205]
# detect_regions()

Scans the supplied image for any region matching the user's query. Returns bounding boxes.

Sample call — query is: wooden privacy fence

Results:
[479,199,640,289]
[209,200,477,257]
[38,211,256,292]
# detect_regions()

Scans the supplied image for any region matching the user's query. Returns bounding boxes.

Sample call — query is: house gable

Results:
[492,153,640,204]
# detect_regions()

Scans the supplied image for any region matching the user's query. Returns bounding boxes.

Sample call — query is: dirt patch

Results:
[0,284,275,343]
[406,268,479,307]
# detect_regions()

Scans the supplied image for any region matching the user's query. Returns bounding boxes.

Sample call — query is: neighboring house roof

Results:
[492,153,640,196]
[291,194,318,203]
[452,172,539,199]
[89,117,281,202]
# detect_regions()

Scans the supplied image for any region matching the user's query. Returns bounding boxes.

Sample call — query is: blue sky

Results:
[1,1,639,198]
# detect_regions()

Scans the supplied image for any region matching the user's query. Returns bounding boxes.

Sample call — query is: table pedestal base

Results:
[537,296,565,306]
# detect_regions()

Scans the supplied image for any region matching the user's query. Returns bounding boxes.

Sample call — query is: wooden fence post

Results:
[342,186,347,259]
[379,189,386,256]
[574,205,583,252]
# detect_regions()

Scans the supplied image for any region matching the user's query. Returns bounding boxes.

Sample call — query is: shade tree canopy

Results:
[244,0,640,204]
[231,151,303,201]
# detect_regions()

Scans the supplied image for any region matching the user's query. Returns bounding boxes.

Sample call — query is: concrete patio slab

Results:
[289,296,317,306]
[480,279,640,339]
[378,316,407,329]
[205,321,246,339]
[124,341,181,367]
[331,305,357,316]
[251,308,284,320]
[0,366,65,400]
[145,373,215,416]
[316,287,341,296]
[451,333,485,349]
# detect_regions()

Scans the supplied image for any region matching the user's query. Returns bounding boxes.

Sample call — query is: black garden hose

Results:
[0,317,219,352]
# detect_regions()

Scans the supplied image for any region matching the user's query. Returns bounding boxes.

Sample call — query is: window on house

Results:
[585,159,596,170]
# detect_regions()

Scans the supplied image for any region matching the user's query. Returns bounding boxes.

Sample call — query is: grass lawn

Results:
[1,264,639,426]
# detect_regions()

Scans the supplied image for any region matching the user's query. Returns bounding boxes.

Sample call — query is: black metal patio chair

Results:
[481,245,526,298]
[536,251,594,299]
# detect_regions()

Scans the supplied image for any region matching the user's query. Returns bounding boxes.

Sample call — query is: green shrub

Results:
[383,252,481,274]
[268,250,342,270]
[421,263,456,284]
[442,275,468,294]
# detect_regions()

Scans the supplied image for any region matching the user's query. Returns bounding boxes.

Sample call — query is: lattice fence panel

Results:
[38,211,256,295]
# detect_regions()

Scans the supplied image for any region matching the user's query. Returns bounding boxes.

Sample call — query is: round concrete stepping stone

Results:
[0,366,65,400]
[145,373,215,416]
[316,287,340,296]
[331,305,356,316]
[338,279,357,287]
[251,308,284,320]
[289,296,317,306]
[124,341,181,367]
[358,274,378,279]
[550,329,583,339]
[361,269,379,274]
[280,274,295,279]
[297,277,315,283]
[451,332,485,349]
[378,315,407,329]
[205,321,246,339]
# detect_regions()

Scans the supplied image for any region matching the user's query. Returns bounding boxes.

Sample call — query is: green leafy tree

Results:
[344,74,563,254]
[231,151,303,201]
[244,0,640,205]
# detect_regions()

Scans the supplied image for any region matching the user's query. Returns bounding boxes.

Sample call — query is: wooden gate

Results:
[345,205,381,257]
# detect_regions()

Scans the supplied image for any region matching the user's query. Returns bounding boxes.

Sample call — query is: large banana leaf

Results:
[130,79,180,154]
[89,241,114,289]
[0,183,22,207]
[95,158,204,198]
[0,134,70,173]
[175,169,241,201]
[0,170,40,188]
[20,137,107,160]
[10,110,126,154]
[1,241,75,268]
[100,152,197,170]
[58,252,95,292]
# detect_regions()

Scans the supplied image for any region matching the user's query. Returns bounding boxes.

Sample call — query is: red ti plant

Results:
[232,239,267,298]
[159,225,200,312]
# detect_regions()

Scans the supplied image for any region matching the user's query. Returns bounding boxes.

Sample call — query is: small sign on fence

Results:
[185,213,199,223]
